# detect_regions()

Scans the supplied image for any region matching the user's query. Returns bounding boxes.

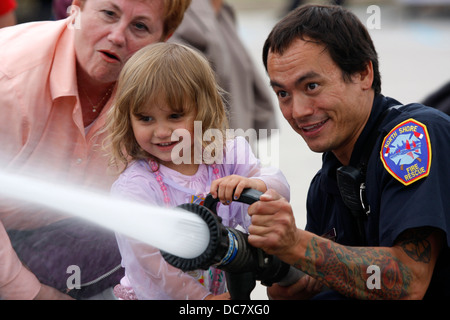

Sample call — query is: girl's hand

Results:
[209,175,266,205]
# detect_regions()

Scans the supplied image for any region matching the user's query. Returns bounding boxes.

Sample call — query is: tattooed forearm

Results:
[297,237,413,299]
[397,228,432,263]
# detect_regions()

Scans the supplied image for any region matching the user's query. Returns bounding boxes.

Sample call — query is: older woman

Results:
[0,0,191,299]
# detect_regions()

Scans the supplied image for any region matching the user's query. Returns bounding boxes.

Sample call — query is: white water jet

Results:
[0,170,210,259]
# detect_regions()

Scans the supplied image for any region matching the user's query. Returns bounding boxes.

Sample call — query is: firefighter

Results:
[247,4,450,300]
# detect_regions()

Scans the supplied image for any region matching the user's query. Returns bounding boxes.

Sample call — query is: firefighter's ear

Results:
[358,61,374,91]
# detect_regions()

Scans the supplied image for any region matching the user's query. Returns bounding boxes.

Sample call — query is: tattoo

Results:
[299,237,413,299]
[397,228,432,263]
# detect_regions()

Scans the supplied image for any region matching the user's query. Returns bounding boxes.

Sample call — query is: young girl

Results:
[106,43,290,300]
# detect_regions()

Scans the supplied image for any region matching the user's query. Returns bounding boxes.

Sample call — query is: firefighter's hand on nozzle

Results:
[247,189,301,265]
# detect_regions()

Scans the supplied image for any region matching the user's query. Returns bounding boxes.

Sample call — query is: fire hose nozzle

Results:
[161,189,305,298]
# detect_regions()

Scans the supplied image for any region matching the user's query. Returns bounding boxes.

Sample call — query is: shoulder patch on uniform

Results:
[380,118,431,186]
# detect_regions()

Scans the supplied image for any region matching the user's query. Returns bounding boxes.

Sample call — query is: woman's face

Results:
[73,0,166,84]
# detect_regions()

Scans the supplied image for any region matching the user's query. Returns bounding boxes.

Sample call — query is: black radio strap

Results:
[336,105,402,245]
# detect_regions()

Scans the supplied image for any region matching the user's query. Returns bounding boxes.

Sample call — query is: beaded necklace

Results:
[149,159,223,295]
[149,159,171,206]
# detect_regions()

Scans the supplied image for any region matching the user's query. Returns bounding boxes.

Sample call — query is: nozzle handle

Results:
[234,188,264,205]
[203,188,263,214]
[277,266,306,287]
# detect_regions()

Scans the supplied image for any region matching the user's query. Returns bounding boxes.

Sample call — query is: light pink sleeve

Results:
[116,234,210,300]
[112,167,211,300]
[0,221,41,300]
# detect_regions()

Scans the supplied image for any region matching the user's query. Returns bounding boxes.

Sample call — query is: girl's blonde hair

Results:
[106,42,229,171]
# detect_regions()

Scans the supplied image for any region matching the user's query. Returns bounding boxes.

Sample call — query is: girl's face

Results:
[131,104,198,174]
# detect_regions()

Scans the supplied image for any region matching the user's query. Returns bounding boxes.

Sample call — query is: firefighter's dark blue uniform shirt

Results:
[306,94,450,299]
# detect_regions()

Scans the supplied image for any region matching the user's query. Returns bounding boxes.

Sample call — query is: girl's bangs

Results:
[134,74,197,116]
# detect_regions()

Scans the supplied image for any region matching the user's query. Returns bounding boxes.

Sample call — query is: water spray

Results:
[162,189,305,300]
[0,170,210,259]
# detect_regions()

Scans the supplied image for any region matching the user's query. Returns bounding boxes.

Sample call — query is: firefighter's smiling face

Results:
[267,38,375,165]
